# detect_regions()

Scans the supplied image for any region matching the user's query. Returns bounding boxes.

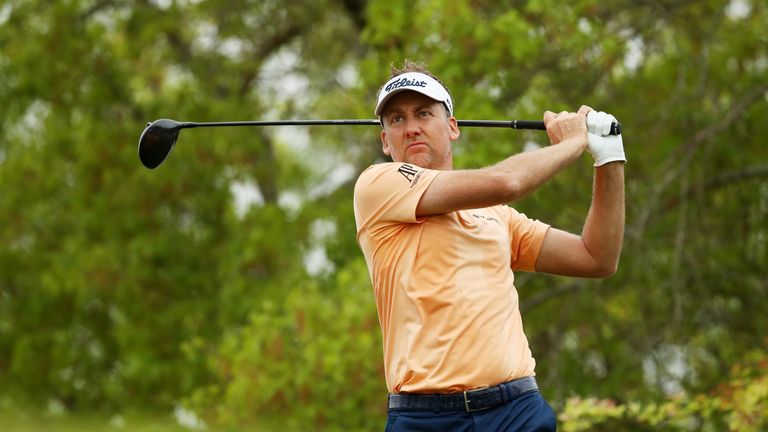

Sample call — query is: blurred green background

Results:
[1,0,766,430]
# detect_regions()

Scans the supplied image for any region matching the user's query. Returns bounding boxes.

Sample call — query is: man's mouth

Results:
[407,142,428,151]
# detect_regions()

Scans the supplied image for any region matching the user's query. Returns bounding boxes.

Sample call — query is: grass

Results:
[0,410,198,432]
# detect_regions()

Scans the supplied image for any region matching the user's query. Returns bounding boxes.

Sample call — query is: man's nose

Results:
[404,118,421,137]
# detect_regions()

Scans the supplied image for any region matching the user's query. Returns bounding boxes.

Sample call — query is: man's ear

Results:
[381,129,391,156]
[448,117,461,141]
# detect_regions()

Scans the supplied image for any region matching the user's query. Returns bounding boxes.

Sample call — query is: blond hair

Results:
[390,60,452,95]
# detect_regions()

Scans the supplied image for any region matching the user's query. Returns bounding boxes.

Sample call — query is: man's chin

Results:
[403,151,434,168]
[405,156,432,169]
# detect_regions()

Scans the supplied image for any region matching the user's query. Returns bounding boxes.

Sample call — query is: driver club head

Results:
[138,119,182,169]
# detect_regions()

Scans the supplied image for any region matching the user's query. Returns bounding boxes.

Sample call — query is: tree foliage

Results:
[1,0,766,430]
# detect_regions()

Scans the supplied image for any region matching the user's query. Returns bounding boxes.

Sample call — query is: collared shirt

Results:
[354,162,550,393]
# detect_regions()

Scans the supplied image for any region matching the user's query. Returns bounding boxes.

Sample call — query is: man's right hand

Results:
[542,105,591,149]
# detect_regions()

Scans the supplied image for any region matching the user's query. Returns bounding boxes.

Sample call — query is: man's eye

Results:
[418,111,431,117]
[391,115,403,123]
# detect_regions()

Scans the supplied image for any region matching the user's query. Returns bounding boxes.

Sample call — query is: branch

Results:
[662,164,768,212]
[239,24,304,95]
[253,130,279,204]
[80,0,116,21]
[520,280,588,313]
[630,82,768,240]
[338,0,367,30]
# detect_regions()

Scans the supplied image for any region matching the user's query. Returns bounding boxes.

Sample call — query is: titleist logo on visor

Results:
[385,77,428,92]
[375,72,453,117]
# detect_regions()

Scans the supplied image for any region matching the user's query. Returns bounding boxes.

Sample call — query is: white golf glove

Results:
[586,110,626,167]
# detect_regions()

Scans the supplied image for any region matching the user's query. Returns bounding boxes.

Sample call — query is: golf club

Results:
[138,118,622,169]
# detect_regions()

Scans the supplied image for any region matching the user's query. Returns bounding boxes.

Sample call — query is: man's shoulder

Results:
[357,162,419,177]
[353,162,433,229]
[355,163,395,203]
[355,162,425,188]
[358,162,399,177]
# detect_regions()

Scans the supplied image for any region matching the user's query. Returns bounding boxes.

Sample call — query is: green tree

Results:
[1,0,766,430]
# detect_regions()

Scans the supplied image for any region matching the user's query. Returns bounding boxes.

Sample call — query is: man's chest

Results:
[418,208,511,258]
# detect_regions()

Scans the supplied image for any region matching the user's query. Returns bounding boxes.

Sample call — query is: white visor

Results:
[374,72,453,118]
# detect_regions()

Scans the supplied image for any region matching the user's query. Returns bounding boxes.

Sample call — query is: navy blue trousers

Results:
[385,391,556,432]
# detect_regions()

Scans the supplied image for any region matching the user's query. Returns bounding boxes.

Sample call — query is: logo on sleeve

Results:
[397,164,419,183]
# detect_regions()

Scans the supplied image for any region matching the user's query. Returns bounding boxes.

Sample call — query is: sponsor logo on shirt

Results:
[398,164,420,185]
[471,213,500,224]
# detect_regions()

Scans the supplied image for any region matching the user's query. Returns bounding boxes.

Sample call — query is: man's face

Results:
[380,91,460,170]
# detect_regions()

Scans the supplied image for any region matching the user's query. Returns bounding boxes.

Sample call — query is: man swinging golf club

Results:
[353,60,625,431]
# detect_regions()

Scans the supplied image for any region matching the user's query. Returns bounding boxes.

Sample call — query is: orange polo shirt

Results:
[354,162,550,394]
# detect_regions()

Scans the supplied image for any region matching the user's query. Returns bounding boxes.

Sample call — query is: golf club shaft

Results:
[180,119,542,128]
[178,119,621,134]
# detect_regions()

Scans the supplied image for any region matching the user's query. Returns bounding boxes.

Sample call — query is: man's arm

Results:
[416,107,590,216]
[535,162,625,278]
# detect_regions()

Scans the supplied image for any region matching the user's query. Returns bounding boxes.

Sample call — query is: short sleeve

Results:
[505,207,550,272]
[353,162,440,231]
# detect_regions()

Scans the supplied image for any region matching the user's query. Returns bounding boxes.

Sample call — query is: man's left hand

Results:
[586,110,626,167]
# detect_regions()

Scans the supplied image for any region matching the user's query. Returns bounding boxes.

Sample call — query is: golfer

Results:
[353,61,625,431]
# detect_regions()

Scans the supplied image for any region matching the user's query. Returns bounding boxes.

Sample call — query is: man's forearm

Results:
[488,136,586,202]
[416,137,585,215]
[581,162,625,275]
